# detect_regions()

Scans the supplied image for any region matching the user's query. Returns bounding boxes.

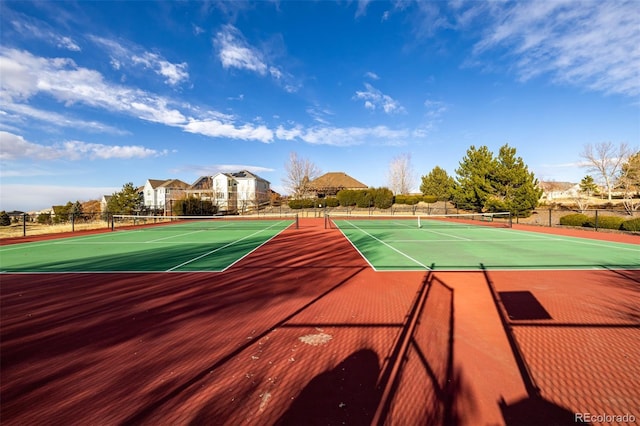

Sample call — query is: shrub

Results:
[355,190,373,208]
[288,199,316,209]
[422,195,438,204]
[586,215,624,230]
[559,213,590,227]
[371,187,394,209]
[325,197,340,207]
[336,190,357,207]
[395,194,421,205]
[621,217,640,232]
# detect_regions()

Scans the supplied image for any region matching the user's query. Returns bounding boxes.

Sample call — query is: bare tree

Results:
[618,151,640,213]
[282,152,322,198]
[387,153,416,195]
[580,142,631,201]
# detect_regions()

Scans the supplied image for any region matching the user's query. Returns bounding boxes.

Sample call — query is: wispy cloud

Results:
[410,1,639,98]
[0,48,276,143]
[10,16,81,51]
[215,25,268,74]
[353,83,406,114]
[0,131,167,161]
[90,36,189,86]
[364,71,380,80]
[471,1,639,97]
[214,25,300,92]
[276,124,410,146]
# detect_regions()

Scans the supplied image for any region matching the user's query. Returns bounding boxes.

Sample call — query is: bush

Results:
[395,195,421,205]
[585,215,624,230]
[559,213,590,227]
[621,217,640,232]
[288,199,315,209]
[336,190,358,207]
[422,195,438,204]
[325,197,340,207]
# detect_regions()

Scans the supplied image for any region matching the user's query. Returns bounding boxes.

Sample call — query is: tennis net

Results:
[111,213,299,231]
[325,212,512,229]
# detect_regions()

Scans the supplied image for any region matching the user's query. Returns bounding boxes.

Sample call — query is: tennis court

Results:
[0,215,297,273]
[326,213,640,271]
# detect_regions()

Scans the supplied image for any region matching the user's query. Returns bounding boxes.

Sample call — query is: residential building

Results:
[142,179,190,214]
[308,172,368,198]
[186,170,271,213]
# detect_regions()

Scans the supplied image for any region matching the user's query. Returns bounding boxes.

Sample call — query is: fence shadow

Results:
[481,265,589,425]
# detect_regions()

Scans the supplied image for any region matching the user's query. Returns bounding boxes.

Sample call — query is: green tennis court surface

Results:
[0,217,296,273]
[329,217,640,271]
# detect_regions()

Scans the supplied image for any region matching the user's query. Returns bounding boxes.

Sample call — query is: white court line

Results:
[146,229,205,243]
[0,230,139,252]
[219,222,295,272]
[165,221,287,272]
[344,221,431,270]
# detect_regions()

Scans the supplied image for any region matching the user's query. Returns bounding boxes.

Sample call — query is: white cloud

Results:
[214,25,301,92]
[277,124,410,146]
[354,83,406,114]
[10,18,81,52]
[1,101,127,135]
[355,0,372,18]
[364,71,380,80]
[131,52,189,86]
[215,25,268,74]
[0,131,167,161]
[468,0,640,97]
[90,36,189,86]
[183,119,274,143]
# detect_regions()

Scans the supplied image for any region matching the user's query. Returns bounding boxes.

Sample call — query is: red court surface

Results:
[1,218,638,425]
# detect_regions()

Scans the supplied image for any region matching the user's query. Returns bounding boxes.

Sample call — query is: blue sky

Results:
[1,0,639,211]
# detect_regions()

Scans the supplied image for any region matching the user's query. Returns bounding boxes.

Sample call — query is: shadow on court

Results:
[2,218,638,425]
[484,266,640,425]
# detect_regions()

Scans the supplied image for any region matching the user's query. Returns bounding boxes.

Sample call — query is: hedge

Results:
[584,215,625,230]
[559,213,590,227]
[621,217,640,232]
[560,213,640,231]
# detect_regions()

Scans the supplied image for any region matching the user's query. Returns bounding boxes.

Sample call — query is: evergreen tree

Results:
[452,145,496,211]
[453,144,542,215]
[487,144,542,216]
[0,211,10,226]
[579,175,599,196]
[106,183,142,214]
[420,166,455,200]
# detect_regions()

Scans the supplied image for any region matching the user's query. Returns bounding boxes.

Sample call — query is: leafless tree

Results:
[282,152,322,198]
[580,142,631,201]
[617,151,640,213]
[387,153,416,195]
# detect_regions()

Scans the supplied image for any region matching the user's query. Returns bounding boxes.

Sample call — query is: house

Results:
[308,172,368,198]
[142,179,190,214]
[100,195,112,213]
[186,170,271,213]
[539,181,580,201]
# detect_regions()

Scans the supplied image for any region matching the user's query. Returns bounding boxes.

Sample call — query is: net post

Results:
[508,212,513,228]
[295,213,299,229]
[110,214,115,231]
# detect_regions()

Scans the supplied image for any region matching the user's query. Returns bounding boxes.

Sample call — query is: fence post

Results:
[595,210,599,231]
[71,213,75,232]
[548,208,552,227]
[22,212,27,237]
